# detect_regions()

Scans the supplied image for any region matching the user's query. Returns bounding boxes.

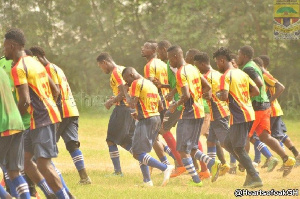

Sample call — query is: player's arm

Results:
[169,85,189,113]
[243,67,263,88]
[216,90,228,101]
[269,81,285,102]
[153,77,170,89]
[127,96,139,109]
[249,84,259,97]
[165,88,177,102]
[16,84,31,115]
[105,84,127,110]
[201,76,212,100]
[48,75,59,102]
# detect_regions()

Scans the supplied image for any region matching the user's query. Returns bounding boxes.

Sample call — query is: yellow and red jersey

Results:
[263,71,283,117]
[11,56,61,129]
[220,68,255,125]
[45,63,79,118]
[144,58,169,109]
[110,66,127,106]
[204,69,230,121]
[176,64,205,119]
[129,78,160,120]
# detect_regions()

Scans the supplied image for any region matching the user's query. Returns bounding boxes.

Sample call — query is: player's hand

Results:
[202,92,210,100]
[131,112,138,120]
[165,93,174,102]
[168,102,177,113]
[153,78,162,88]
[104,98,114,110]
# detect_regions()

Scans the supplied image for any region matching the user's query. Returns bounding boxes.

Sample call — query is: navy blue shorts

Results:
[225,122,250,148]
[107,105,135,146]
[57,116,79,144]
[270,116,287,141]
[162,109,182,131]
[132,116,161,154]
[0,131,24,171]
[176,118,203,154]
[207,116,229,145]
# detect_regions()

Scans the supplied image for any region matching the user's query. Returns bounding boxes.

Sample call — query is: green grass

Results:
[8,112,300,198]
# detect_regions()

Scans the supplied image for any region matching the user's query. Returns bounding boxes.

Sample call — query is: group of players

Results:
[0,28,91,199]
[97,40,300,189]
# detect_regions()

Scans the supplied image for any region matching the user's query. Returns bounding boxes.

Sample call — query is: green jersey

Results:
[0,56,31,129]
[167,61,182,111]
[203,99,210,113]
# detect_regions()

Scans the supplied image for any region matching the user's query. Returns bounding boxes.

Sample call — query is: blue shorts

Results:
[176,118,203,154]
[225,122,251,148]
[270,116,287,141]
[0,131,24,171]
[107,105,135,146]
[132,116,161,154]
[57,116,79,144]
[207,116,229,145]
[24,124,58,159]
[162,109,182,131]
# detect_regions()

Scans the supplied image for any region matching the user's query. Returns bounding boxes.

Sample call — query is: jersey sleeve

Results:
[249,77,256,87]
[11,65,27,86]
[144,62,155,78]
[263,73,277,87]
[176,67,188,88]
[243,67,258,80]
[49,66,59,85]
[130,80,141,97]
[219,73,230,91]
[112,68,124,87]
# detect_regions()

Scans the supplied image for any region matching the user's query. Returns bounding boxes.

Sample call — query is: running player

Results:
[30,46,91,184]
[5,28,70,199]
[96,52,135,176]
[214,47,263,188]
[167,45,221,186]
[194,52,231,176]
[122,67,174,187]
[237,45,296,177]
[0,67,30,199]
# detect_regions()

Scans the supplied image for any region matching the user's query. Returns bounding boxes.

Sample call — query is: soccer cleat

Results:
[105,172,123,177]
[267,157,279,172]
[170,166,186,178]
[198,169,211,180]
[142,180,154,187]
[295,155,300,168]
[244,175,263,188]
[229,163,237,174]
[283,157,296,177]
[277,165,284,172]
[210,160,221,182]
[261,159,269,168]
[188,180,203,187]
[78,176,92,185]
[161,165,174,186]
[243,174,251,187]
[238,163,245,173]
[219,163,230,176]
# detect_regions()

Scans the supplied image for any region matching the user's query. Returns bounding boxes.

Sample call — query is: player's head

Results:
[237,45,254,67]
[122,67,140,86]
[30,46,48,65]
[167,45,183,69]
[3,28,26,60]
[96,52,114,74]
[259,55,270,69]
[194,52,210,74]
[141,40,157,58]
[185,48,200,64]
[253,57,263,67]
[156,40,171,62]
[213,47,232,73]
[24,49,33,56]
[229,53,238,68]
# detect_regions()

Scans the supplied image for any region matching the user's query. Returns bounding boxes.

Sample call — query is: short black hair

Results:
[259,55,270,67]
[96,52,113,62]
[5,28,26,47]
[229,53,237,60]
[187,49,200,55]
[240,45,254,59]
[24,49,33,56]
[30,46,45,57]
[253,57,263,67]
[167,45,182,53]
[194,52,210,64]
[121,67,135,77]
[157,40,171,49]
[213,47,232,61]
[145,40,157,50]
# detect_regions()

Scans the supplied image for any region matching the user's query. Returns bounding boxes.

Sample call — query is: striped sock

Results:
[198,141,208,172]
[207,146,217,160]
[0,185,9,198]
[182,157,201,183]
[254,142,261,163]
[55,187,70,199]
[164,146,175,160]
[230,153,237,164]
[139,162,151,182]
[2,167,18,197]
[52,163,70,193]
[194,150,215,171]
[138,153,167,171]
[37,179,54,197]
[255,140,272,159]
[159,156,170,165]
[12,176,30,199]
[279,141,285,150]
[109,145,121,173]
[71,149,85,171]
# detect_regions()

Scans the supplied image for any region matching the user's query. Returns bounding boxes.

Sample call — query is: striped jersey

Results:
[176,64,205,119]
[220,68,255,125]
[263,71,283,117]
[11,56,61,129]
[204,69,230,121]
[144,58,169,109]
[129,78,160,120]
[110,66,127,106]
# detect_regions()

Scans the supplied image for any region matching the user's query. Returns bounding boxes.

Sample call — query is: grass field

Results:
[5,111,300,198]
